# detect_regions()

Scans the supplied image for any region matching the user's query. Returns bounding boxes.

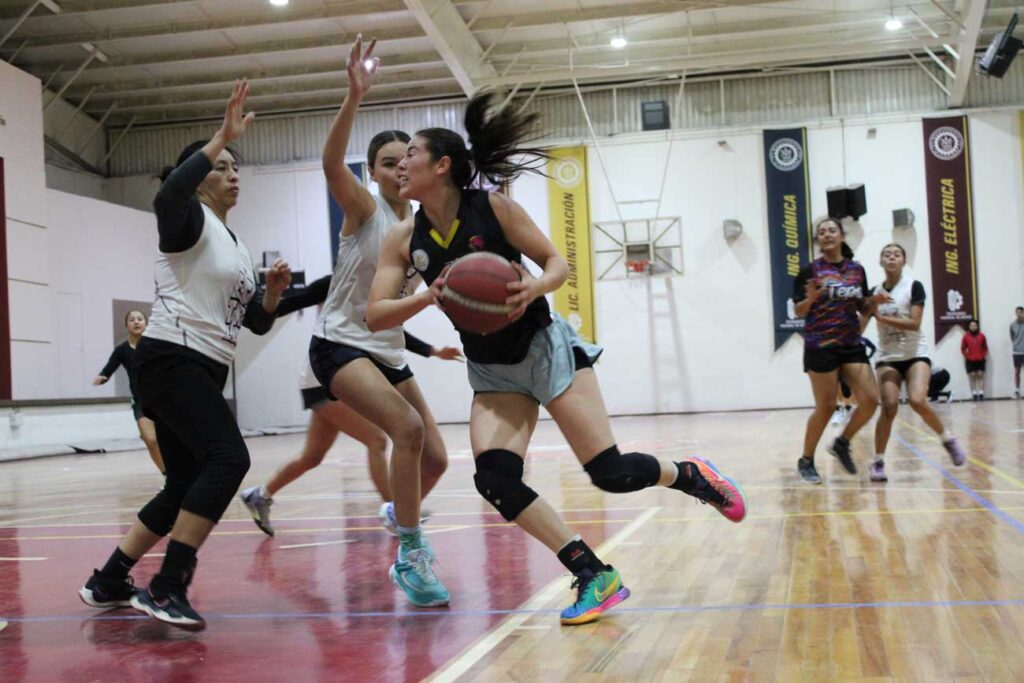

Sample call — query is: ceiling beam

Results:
[403,0,497,94]
[2,0,409,49]
[948,0,988,106]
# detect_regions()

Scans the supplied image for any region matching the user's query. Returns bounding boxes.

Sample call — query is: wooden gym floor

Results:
[2,399,1024,681]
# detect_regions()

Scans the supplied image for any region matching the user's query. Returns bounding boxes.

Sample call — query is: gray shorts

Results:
[467,313,602,406]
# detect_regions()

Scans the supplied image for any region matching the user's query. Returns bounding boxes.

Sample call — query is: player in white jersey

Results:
[78,81,291,630]
[304,38,451,607]
[867,243,965,482]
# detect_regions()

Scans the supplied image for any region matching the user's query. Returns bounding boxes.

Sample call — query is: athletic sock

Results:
[397,524,424,552]
[100,547,138,580]
[153,540,197,594]
[556,535,607,574]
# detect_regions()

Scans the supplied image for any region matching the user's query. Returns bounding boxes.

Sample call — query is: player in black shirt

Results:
[368,92,747,626]
[93,309,164,474]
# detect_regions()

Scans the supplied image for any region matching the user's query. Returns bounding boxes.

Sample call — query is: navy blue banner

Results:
[327,162,367,267]
[763,128,814,350]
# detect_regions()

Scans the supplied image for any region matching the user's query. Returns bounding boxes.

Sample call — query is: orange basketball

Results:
[441,252,519,335]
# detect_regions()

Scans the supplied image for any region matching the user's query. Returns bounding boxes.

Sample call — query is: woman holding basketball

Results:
[367,92,746,626]
[866,243,965,482]
[307,37,450,607]
[793,217,885,484]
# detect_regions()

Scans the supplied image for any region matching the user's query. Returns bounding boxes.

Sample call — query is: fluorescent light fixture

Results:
[610,36,628,49]
[885,16,903,30]
[269,0,289,6]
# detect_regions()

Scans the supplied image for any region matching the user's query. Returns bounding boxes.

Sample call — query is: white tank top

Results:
[314,197,410,369]
[874,275,930,362]
[145,204,258,366]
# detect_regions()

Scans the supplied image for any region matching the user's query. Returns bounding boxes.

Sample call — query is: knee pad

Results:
[137,489,180,537]
[473,449,538,522]
[583,446,661,493]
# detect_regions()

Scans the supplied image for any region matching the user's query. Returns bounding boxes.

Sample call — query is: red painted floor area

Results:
[0,443,631,683]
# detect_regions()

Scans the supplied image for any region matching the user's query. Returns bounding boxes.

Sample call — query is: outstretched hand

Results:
[433,346,465,362]
[347,35,379,100]
[219,79,256,143]
[264,258,292,297]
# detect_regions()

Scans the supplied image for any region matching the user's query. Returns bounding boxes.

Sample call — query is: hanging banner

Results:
[326,162,367,268]
[922,116,978,341]
[763,129,814,350]
[546,146,596,343]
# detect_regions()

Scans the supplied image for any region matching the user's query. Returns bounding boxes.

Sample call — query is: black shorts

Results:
[1014,354,1024,369]
[309,336,413,400]
[300,386,330,411]
[804,345,869,374]
[131,401,144,421]
[965,359,986,373]
[876,357,931,378]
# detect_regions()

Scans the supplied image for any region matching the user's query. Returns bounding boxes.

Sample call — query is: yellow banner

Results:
[546,146,596,343]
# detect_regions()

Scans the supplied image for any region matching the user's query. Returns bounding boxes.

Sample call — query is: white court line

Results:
[0,557,47,561]
[424,525,472,536]
[279,539,354,550]
[0,620,7,632]
[426,507,660,683]
[143,553,165,558]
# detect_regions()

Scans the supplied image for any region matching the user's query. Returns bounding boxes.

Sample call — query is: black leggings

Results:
[134,346,249,534]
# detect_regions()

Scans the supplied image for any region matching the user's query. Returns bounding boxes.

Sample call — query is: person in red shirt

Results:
[961,319,988,400]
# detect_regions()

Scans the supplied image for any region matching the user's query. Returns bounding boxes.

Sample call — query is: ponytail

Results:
[417,92,550,188]
[841,242,854,259]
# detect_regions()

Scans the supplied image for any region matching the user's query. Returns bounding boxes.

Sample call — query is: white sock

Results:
[259,484,271,499]
[874,454,884,464]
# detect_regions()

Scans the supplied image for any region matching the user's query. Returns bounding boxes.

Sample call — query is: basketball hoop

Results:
[626,257,650,275]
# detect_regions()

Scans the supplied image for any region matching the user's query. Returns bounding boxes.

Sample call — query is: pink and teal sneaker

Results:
[683,456,747,523]
[559,566,630,626]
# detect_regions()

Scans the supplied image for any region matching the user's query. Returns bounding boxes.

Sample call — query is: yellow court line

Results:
[896,417,1024,491]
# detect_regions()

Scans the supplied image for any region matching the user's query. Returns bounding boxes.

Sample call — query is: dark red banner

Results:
[0,157,10,399]
[922,116,979,341]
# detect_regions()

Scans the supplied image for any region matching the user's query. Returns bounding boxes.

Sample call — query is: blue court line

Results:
[894,434,1024,537]
[4,598,1024,625]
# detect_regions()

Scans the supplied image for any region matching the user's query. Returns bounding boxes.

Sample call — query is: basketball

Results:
[441,252,520,335]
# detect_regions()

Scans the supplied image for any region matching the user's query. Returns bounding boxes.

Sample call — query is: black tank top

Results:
[408,189,551,365]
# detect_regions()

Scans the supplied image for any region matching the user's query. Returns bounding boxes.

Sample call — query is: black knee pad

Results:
[473,449,539,522]
[583,446,661,493]
[137,489,180,537]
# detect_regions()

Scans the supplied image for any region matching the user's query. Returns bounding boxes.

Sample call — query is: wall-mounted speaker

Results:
[978,12,1021,78]
[826,184,867,220]
[893,208,915,229]
[641,101,670,131]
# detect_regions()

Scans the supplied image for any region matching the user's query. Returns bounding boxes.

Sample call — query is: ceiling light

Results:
[885,16,903,30]
[269,0,289,6]
[610,36,628,49]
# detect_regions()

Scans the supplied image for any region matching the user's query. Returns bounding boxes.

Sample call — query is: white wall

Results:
[59,110,1024,431]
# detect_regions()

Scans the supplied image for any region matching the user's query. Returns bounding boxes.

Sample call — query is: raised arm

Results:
[154,80,255,253]
[323,37,379,234]
[367,220,436,331]
[489,192,569,320]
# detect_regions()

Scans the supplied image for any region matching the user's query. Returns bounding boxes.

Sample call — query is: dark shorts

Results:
[804,345,869,374]
[876,357,931,379]
[309,336,413,400]
[131,401,144,421]
[1014,354,1024,369]
[965,359,986,373]
[300,386,330,411]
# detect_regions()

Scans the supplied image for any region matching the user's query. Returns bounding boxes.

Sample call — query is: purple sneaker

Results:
[943,437,966,467]
[869,459,887,482]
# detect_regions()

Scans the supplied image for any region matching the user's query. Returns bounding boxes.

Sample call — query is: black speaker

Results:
[641,101,670,131]
[825,184,867,220]
[978,12,1021,78]
[826,187,847,219]
[847,184,866,220]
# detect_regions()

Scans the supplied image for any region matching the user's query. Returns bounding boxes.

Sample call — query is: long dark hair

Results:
[367,130,410,168]
[416,92,551,188]
[159,139,241,182]
[815,216,854,259]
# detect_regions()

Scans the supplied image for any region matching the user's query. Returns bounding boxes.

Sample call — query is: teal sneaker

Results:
[389,547,450,607]
[559,566,630,625]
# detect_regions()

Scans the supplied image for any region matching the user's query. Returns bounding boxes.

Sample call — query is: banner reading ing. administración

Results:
[922,116,978,341]
[546,147,596,343]
[763,129,814,350]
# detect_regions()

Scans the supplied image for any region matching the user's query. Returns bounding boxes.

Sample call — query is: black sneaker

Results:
[79,570,136,608]
[131,585,206,631]
[828,437,857,474]
[797,457,822,485]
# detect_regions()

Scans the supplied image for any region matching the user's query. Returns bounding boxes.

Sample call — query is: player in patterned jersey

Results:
[793,217,887,484]
[865,243,965,481]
